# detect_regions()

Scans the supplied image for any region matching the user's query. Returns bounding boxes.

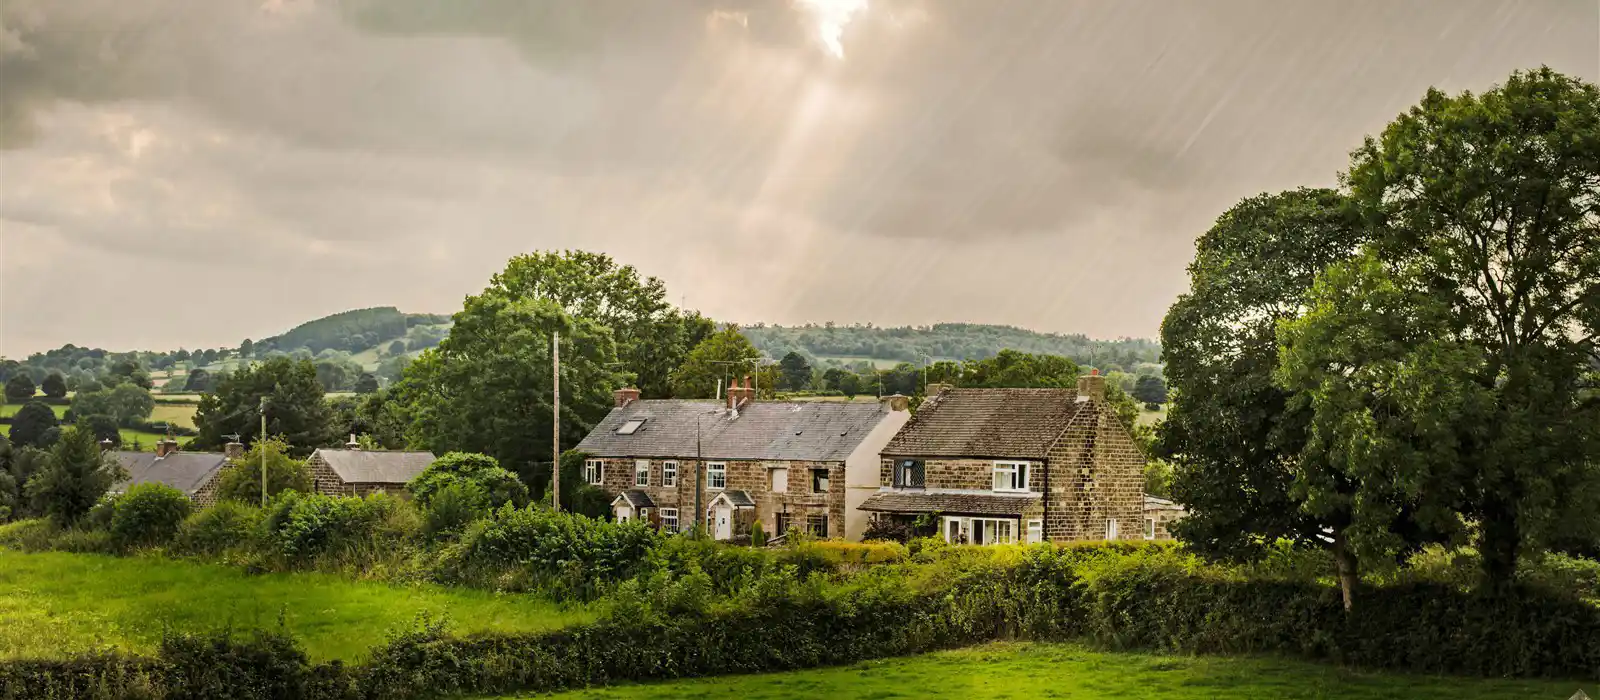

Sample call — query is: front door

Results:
[615,505,632,523]
[713,505,733,540]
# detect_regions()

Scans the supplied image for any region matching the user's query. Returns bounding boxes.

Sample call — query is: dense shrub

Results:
[177,501,262,557]
[408,452,528,509]
[436,505,661,598]
[257,491,414,568]
[109,483,192,550]
[419,482,489,541]
[214,437,312,505]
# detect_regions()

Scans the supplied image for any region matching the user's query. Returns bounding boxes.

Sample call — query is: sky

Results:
[0,0,1596,357]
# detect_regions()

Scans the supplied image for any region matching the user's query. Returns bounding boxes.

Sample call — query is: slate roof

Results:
[881,388,1084,459]
[612,490,657,509]
[858,490,1039,517]
[575,400,892,462]
[315,449,437,484]
[1144,495,1186,512]
[111,451,229,495]
[710,489,756,509]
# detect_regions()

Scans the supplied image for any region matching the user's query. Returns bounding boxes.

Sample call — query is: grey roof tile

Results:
[111,450,228,495]
[711,489,756,508]
[858,490,1039,517]
[315,449,436,484]
[882,388,1084,459]
[575,400,891,462]
[613,489,656,509]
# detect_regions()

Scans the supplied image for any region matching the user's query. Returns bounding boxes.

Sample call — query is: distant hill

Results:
[741,323,1162,374]
[257,307,452,356]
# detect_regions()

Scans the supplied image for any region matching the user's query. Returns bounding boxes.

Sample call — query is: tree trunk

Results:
[1481,501,1520,592]
[1332,532,1358,612]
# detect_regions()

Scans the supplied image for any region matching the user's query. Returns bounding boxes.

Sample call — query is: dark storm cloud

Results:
[0,0,1595,356]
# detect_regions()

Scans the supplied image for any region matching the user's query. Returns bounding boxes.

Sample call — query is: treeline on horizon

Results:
[743,322,1161,373]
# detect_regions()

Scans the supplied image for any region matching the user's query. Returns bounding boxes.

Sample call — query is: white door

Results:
[713,505,733,540]
[615,505,632,522]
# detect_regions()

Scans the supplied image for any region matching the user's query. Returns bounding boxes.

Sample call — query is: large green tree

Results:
[1158,187,1373,607]
[485,250,711,398]
[397,290,622,488]
[1290,68,1600,587]
[24,426,126,525]
[670,326,764,398]
[4,374,35,402]
[193,357,331,454]
[7,401,58,448]
[213,436,313,505]
[778,352,813,391]
[39,373,67,399]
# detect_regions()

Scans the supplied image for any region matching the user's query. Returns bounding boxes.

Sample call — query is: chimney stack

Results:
[726,376,756,410]
[1077,369,1106,402]
[925,383,952,397]
[224,441,246,461]
[882,393,911,412]
[345,433,361,450]
[614,387,641,408]
[155,440,179,458]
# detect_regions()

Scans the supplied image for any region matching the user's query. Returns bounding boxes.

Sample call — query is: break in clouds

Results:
[0,0,1595,356]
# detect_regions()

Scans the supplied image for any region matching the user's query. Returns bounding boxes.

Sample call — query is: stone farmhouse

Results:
[108,439,243,507]
[306,440,436,497]
[861,373,1151,544]
[574,381,910,541]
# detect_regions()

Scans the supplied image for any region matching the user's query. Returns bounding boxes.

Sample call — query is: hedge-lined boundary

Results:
[4,550,1597,700]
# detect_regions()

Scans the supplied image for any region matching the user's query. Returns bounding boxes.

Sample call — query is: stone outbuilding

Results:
[108,440,243,507]
[306,446,437,497]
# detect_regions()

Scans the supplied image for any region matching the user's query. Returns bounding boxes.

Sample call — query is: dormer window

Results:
[617,419,646,435]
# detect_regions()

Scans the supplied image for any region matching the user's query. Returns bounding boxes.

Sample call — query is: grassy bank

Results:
[0,550,595,662]
[527,642,1590,700]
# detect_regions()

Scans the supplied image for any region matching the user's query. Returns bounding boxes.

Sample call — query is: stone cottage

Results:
[1143,495,1186,541]
[574,381,910,541]
[306,442,437,497]
[860,372,1148,544]
[108,439,242,507]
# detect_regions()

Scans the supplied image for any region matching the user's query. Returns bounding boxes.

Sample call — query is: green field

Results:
[0,550,594,662]
[0,402,68,419]
[528,642,1588,700]
[1137,403,1168,427]
[149,402,198,429]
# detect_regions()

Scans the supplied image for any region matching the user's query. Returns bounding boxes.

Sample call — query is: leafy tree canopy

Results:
[214,436,313,505]
[24,426,126,525]
[7,401,59,449]
[193,357,330,455]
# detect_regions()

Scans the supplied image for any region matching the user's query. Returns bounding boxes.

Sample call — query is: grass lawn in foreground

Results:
[0,550,594,662]
[521,642,1590,700]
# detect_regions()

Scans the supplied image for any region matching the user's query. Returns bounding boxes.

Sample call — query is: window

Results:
[616,419,646,435]
[1026,519,1043,544]
[707,462,726,490]
[663,461,677,487]
[992,461,1029,492]
[1144,518,1156,540]
[811,468,830,494]
[807,514,829,538]
[635,459,650,487]
[1107,518,1120,541]
[585,459,603,485]
[771,467,788,493]
[661,508,679,533]
[942,516,1018,545]
[894,459,925,488]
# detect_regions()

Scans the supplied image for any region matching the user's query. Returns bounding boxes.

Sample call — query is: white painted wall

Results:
[843,405,912,541]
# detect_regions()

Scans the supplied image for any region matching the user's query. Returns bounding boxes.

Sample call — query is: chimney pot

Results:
[614,387,641,408]
[1077,373,1107,402]
[155,440,179,458]
[224,442,245,460]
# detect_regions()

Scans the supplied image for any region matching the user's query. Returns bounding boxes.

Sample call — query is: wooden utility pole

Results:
[552,330,561,512]
[259,396,268,507]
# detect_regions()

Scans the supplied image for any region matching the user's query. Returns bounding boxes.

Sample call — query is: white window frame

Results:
[1026,519,1043,545]
[707,462,726,490]
[1144,517,1156,540]
[663,461,678,487]
[1107,518,1120,541]
[771,467,788,493]
[635,459,650,487]
[941,516,1018,545]
[660,507,679,532]
[585,459,603,485]
[992,461,1030,493]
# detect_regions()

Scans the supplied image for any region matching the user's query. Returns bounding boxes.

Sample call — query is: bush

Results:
[177,501,262,557]
[215,437,312,505]
[257,491,414,568]
[408,452,528,509]
[420,482,489,541]
[109,483,192,549]
[436,505,661,598]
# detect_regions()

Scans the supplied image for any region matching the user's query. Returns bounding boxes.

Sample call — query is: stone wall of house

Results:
[1044,401,1146,542]
[1145,504,1186,541]
[306,452,350,496]
[191,471,224,508]
[591,457,842,537]
[877,456,1044,492]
